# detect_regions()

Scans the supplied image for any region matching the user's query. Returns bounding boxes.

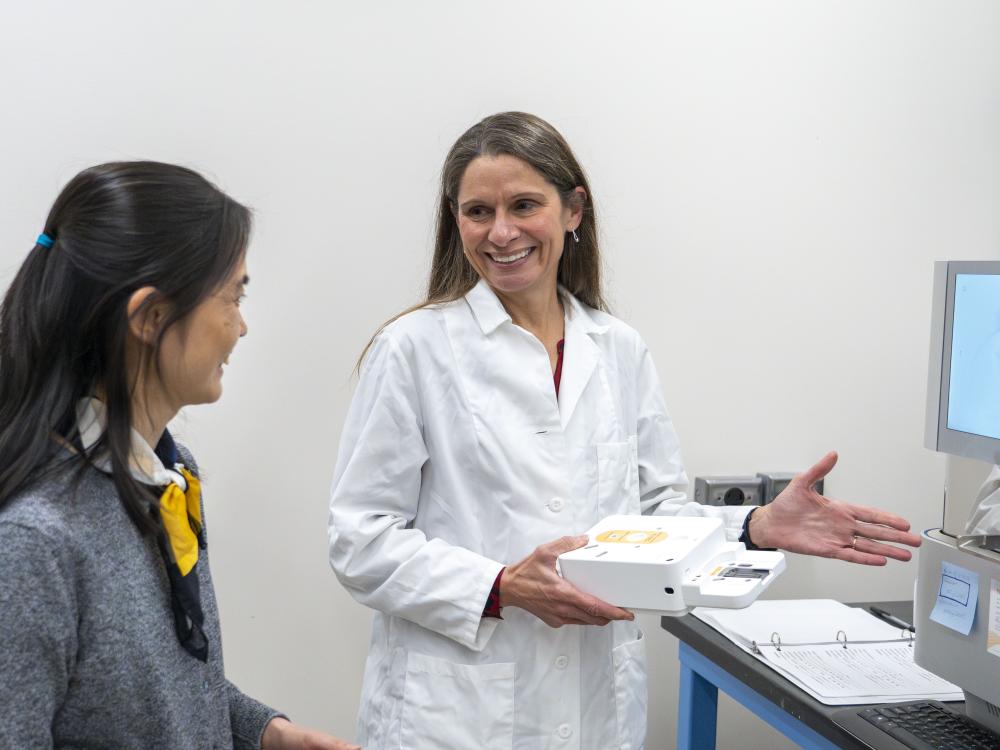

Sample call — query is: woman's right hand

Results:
[499,535,635,627]
[261,717,361,750]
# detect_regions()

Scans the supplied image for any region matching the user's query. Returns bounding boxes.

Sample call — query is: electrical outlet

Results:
[693,476,763,506]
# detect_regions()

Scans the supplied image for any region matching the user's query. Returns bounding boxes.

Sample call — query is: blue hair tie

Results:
[36,233,54,249]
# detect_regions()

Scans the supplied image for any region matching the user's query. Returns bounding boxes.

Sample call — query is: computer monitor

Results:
[925,260,1000,463]
[917,260,1000,734]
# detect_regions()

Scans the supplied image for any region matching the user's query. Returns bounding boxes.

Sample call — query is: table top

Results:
[660,600,960,750]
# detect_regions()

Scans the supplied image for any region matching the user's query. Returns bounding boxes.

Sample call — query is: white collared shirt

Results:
[75,398,186,490]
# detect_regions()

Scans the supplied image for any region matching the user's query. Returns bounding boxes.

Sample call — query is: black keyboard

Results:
[859,702,1000,750]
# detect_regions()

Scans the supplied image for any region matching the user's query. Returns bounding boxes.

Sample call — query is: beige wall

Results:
[2,2,999,747]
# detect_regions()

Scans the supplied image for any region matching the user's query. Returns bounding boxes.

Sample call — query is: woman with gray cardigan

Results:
[0,162,358,750]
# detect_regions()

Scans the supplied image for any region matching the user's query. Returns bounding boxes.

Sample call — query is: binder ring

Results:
[770,631,782,651]
[836,630,848,649]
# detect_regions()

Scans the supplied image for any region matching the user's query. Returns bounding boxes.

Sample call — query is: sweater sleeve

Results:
[226,680,286,750]
[0,522,77,749]
[175,443,287,749]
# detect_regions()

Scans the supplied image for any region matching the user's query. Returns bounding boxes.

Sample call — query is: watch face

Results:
[595,529,668,545]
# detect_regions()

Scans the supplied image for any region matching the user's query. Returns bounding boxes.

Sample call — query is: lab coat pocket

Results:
[400,651,516,750]
[597,437,640,515]
[612,629,648,750]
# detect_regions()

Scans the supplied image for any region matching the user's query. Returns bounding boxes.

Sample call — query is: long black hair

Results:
[0,161,251,535]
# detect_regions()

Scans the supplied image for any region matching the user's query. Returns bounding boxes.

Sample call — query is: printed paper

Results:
[988,579,1000,657]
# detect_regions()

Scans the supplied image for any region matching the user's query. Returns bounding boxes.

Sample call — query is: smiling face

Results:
[157,258,249,408]
[456,154,583,302]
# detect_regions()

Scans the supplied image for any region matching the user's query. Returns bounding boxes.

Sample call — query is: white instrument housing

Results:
[557,515,786,616]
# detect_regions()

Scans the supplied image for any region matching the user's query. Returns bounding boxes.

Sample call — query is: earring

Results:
[572,229,580,243]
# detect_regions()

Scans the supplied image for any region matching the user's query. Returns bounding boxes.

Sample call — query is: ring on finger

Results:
[851,535,858,550]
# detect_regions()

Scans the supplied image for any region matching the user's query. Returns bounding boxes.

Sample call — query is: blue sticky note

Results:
[930,562,979,635]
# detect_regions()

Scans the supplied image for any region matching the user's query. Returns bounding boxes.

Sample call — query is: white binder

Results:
[694,599,963,705]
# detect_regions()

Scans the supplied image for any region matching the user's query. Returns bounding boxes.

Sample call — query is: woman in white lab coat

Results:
[328,112,921,750]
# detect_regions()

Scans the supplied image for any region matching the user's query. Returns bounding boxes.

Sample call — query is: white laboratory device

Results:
[557,515,785,616]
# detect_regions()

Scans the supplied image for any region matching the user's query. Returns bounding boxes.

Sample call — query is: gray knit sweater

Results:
[0,446,282,749]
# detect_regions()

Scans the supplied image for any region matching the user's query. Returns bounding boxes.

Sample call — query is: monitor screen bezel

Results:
[929,260,1000,464]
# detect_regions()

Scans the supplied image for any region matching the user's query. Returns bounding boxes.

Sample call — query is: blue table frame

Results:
[677,641,841,750]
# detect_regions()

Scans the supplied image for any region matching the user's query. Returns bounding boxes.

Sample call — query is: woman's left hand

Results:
[261,717,361,750]
[748,451,922,565]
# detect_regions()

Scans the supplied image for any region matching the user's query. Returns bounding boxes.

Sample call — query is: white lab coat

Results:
[328,280,753,750]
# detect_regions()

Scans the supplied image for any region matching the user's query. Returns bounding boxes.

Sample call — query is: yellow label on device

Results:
[596,529,668,544]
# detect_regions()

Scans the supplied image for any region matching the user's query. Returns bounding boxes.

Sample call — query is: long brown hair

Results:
[359,111,606,368]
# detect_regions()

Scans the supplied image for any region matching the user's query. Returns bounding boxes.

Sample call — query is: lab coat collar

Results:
[558,291,609,427]
[463,279,609,427]
[465,279,512,335]
[464,278,610,337]
[75,397,187,490]
[561,287,610,336]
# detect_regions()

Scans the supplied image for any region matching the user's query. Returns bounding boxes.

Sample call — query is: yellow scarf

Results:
[157,467,202,576]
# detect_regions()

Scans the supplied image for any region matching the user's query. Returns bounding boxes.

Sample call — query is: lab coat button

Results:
[557,723,572,739]
[554,655,569,669]
[549,497,566,512]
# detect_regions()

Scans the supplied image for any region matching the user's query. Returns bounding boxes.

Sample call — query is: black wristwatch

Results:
[739,507,775,551]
